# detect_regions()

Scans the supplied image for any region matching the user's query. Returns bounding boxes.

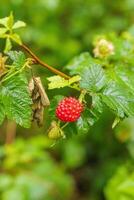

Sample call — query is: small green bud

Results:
[48,121,65,139]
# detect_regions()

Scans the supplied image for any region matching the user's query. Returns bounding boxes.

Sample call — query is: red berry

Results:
[56,97,83,122]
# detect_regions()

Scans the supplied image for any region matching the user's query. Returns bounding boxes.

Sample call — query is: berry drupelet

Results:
[56,97,83,122]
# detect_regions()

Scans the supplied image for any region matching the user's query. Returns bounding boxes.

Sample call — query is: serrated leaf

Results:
[10,33,22,45]
[13,21,26,29]
[86,95,103,126]
[92,95,103,114]
[65,52,96,75]
[80,64,106,92]
[115,66,134,93]
[76,95,103,133]
[1,73,32,128]
[8,51,26,69]
[4,38,12,53]
[47,75,81,89]
[76,115,90,134]
[101,81,134,118]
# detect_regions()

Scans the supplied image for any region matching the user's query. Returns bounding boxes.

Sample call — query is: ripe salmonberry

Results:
[56,97,83,122]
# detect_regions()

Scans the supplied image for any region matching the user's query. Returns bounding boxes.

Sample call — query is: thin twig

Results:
[21,44,70,79]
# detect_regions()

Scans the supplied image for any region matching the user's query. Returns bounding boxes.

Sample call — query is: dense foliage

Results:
[0,1,134,199]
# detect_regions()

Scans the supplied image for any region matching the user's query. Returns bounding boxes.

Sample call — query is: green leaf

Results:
[115,66,134,93]
[76,95,103,133]
[0,13,25,41]
[68,75,81,84]
[0,17,8,27]
[13,21,26,29]
[66,52,96,75]
[92,95,103,114]
[85,95,103,126]
[47,76,68,89]
[0,33,7,39]
[101,81,134,118]
[49,95,64,120]
[112,117,121,129]
[64,122,77,137]
[1,73,32,128]
[76,115,90,134]
[80,64,106,92]
[4,38,12,53]
[10,33,22,45]
[7,12,14,30]
[8,51,26,69]
[0,28,7,35]
[47,75,81,89]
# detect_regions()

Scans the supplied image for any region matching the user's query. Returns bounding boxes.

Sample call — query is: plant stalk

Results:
[21,44,70,79]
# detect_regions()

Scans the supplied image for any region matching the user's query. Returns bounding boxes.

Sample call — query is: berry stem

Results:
[57,120,61,126]
[21,44,70,79]
[79,89,87,103]
[61,122,69,130]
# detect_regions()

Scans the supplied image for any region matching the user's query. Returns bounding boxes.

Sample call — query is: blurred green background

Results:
[0,0,134,199]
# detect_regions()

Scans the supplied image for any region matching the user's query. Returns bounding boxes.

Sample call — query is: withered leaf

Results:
[29,76,50,126]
